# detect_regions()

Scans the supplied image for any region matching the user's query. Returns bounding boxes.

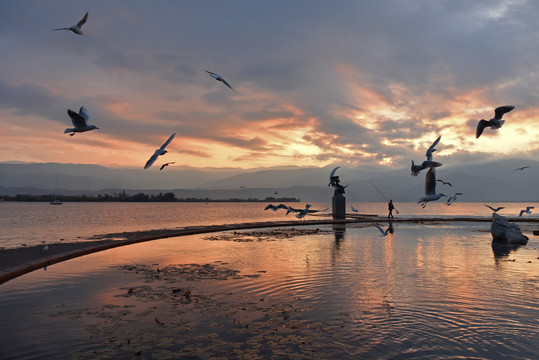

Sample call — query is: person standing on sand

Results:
[388,200,395,218]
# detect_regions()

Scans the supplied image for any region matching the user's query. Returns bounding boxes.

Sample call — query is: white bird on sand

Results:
[372,223,391,237]
[475,105,515,139]
[264,204,288,212]
[519,206,534,217]
[411,136,443,176]
[446,192,463,205]
[351,206,359,213]
[54,12,88,35]
[159,162,175,171]
[485,204,505,213]
[417,167,447,208]
[205,70,237,93]
[144,133,176,169]
[64,106,98,136]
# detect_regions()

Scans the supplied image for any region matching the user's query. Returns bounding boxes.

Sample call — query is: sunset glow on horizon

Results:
[1,1,538,171]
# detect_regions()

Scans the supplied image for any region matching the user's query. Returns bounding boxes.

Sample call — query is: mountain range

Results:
[0,160,537,202]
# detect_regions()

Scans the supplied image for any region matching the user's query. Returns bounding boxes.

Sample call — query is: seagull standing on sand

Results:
[64,107,98,136]
[372,223,391,237]
[519,206,534,217]
[485,204,505,213]
[411,136,443,176]
[417,167,447,208]
[144,133,176,169]
[475,105,515,139]
[54,12,88,35]
[159,162,175,171]
[205,71,237,93]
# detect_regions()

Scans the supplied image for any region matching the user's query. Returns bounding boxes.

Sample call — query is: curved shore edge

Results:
[1,215,537,285]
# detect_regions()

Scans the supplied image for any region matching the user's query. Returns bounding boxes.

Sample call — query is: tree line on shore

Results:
[0,192,300,203]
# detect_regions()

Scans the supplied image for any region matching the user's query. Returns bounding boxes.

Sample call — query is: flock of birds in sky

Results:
[52,12,534,228]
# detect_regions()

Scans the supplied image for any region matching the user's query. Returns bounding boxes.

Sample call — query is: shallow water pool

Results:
[1,222,538,359]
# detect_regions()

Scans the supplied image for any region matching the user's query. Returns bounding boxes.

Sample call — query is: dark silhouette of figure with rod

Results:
[388,200,395,218]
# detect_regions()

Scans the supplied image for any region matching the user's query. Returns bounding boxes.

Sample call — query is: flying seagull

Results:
[64,106,98,136]
[519,206,534,217]
[437,179,452,187]
[513,166,530,171]
[372,223,391,237]
[351,206,359,213]
[264,204,289,212]
[144,133,176,169]
[417,167,447,208]
[205,70,237,93]
[446,192,463,205]
[411,136,443,176]
[54,11,88,35]
[475,105,515,139]
[159,162,175,171]
[485,204,505,213]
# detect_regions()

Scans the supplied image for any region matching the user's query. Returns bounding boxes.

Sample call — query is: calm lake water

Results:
[0,222,538,359]
[1,201,538,249]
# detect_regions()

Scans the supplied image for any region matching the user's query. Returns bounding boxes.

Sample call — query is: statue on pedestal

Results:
[329,166,347,218]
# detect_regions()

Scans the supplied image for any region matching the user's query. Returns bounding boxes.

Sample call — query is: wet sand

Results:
[2,215,537,285]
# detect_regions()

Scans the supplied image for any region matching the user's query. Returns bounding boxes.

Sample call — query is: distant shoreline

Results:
[0,195,301,203]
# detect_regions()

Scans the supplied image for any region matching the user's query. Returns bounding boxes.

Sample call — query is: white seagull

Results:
[519,206,534,217]
[475,105,515,139]
[372,223,391,237]
[205,70,237,93]
[411,136,443,176]
[446,192,463,205]
[144,133,176,169]
[64,106,98,136]
[417,167,447,208]
[264,204,289,212]
[485,204,505,213]
[54,12,88,35]
[293,204,328,219]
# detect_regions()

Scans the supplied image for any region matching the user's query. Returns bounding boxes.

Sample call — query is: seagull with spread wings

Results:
[417,167,447,208]
[411,136,443,176]
[519,206,534,217]
[144,133,176,169]
[205,70,237,93]
[54,12,88,35]
[159,162,175,171]
[475,105,515,139]
[64,106,98,136]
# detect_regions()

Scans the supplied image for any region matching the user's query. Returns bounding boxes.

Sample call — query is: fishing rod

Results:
[369,180,399,214]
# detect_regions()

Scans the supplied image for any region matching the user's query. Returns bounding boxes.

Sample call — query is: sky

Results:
[1,0,538,171]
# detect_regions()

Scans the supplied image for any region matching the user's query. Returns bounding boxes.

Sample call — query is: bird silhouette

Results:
[54,12,88,35]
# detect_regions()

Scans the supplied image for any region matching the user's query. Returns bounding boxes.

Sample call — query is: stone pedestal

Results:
[332,194,346,219]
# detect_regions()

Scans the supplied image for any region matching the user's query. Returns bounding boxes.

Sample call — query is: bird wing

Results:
[425,136,441,160]
[494,105,515,120]
[475,120,490,138]
[264,204,274,211]
[425,167,436,195]
[277,204,289,210]
[77,12,88,27]
[373,223,384,235]
[159,133,176,151]
[67,109,87,128]
[527,206,535,211]
[519,210,525,216]
[205,70,218,78]
[485,204,495,211]
[144,151,159,169]
[221,78,237,93]
[79,106,90,121]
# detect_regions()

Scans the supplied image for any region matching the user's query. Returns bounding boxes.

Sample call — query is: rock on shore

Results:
[491,213,529,245]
